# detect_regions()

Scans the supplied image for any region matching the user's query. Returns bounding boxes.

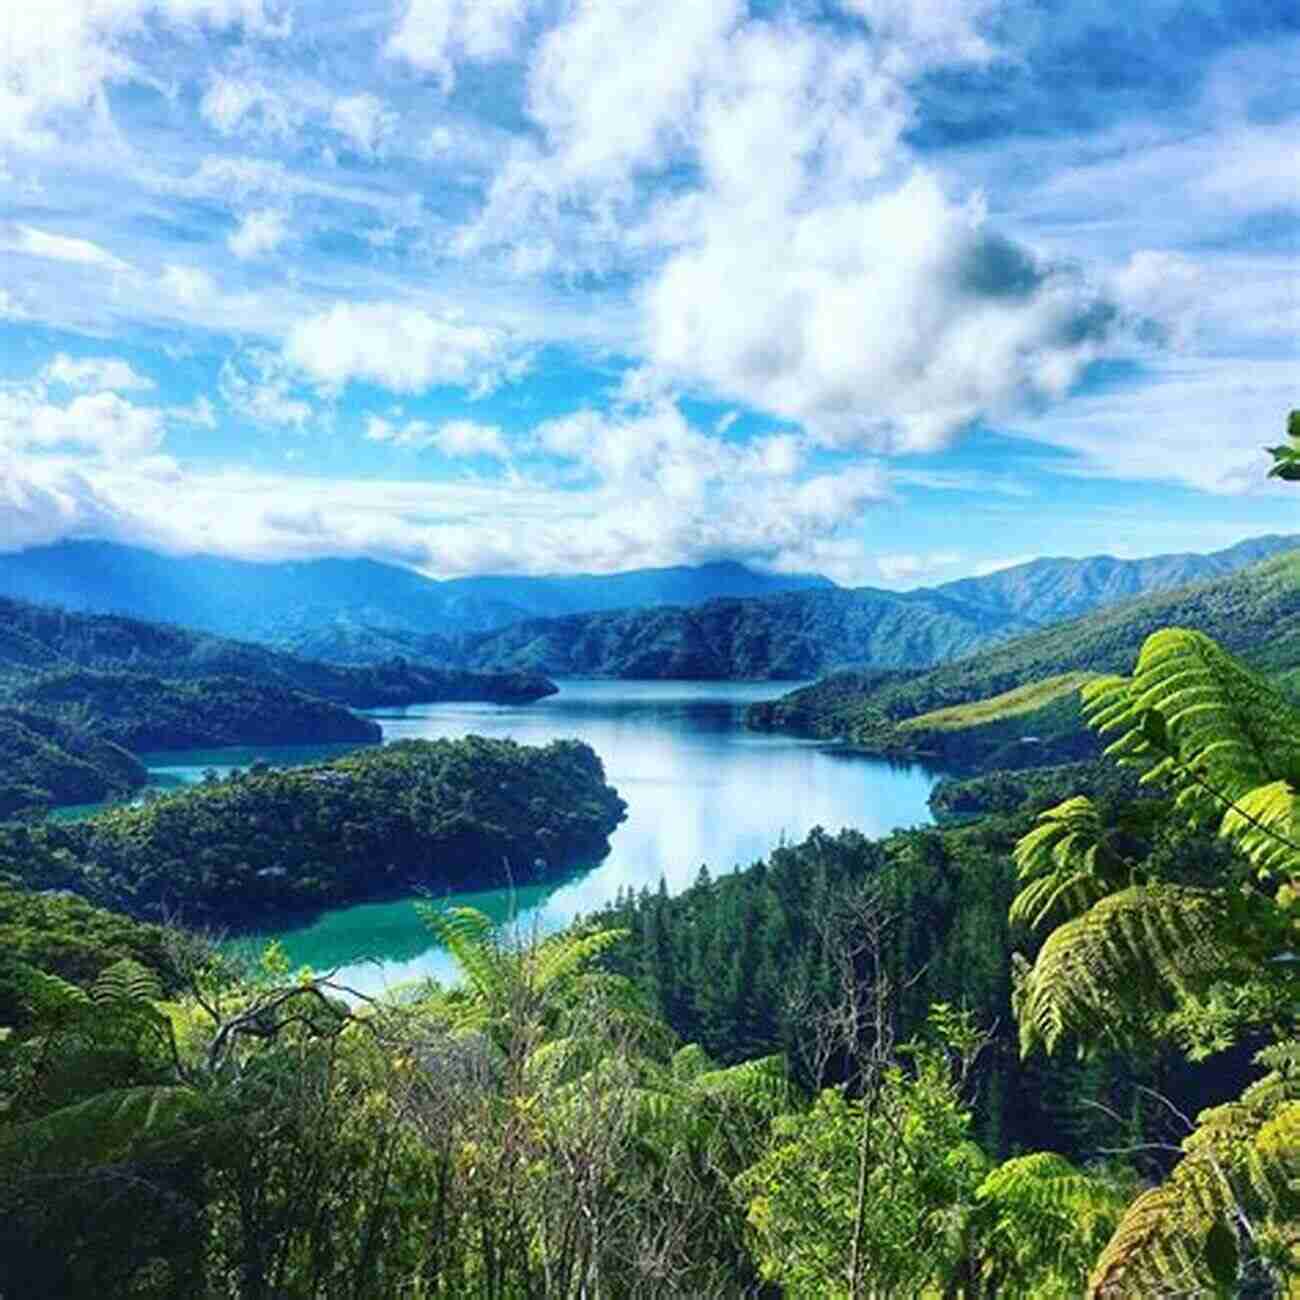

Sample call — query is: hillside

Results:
[10,670,382,752]
[0,708,145,819]
[453,533,1300,680]
[0,543,833,646]
[3,737,627,925]
[458,587,1034,679]
[0,596,557,708]
[747,549,1300,761]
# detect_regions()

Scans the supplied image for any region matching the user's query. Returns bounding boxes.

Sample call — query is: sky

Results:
[0,0,1297,588]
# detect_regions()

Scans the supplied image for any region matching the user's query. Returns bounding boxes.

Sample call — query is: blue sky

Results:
[0,0,1296,587]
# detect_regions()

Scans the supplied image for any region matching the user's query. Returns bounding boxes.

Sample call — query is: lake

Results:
[134,680,944,994]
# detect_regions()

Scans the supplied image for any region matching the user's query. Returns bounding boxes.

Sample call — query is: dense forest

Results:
[11,669,382,750]
[0,706,146,819]
[0,736,627,926]
[0,594,558,707]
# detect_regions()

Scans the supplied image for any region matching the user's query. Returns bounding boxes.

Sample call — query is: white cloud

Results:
[0,389,165,460]
[365,415,510,459]
[11,225,131,273]
[875,550,965,584]
[0,291,29,320]
[43,354,154,392]
[647,165,1125,451]
[161,264,219,306]
[220,350,313,428]
[285,301,525,396]
[200,75,295,137]
[0,0,288,150]
[329,93,398,157]
[228,208,289,259]
[836,0,999,68]
[385,0,535,92]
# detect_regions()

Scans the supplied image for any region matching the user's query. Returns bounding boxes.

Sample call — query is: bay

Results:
[124,681,944,995]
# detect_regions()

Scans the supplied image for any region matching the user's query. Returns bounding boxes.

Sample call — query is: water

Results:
[102,681,944,995]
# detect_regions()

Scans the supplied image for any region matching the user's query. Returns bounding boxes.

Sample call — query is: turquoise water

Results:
[87,681,944,995]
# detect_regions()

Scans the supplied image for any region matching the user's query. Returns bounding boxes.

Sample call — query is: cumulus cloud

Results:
[43,354,154,392]
[647,159,1126,450]
[285,301,526,397]
[0,389,165,460]
[228,208,289,259]
[329,93,398,157]
[386,0,536,91]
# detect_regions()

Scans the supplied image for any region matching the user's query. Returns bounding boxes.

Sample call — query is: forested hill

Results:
[0,542,832,644]
[10,670,383,751]
[1,736,627,925]
[0,596,556,707]
[747,548,1300,760]
[457,586,1036,679]
[453,533,1300,680]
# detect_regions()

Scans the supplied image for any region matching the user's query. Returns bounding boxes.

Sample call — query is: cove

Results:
[150,681,945,994]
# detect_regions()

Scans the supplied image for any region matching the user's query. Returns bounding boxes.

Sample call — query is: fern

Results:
[1017,886,1244,1056]
[1011,796,1127,933]
[1089,1043,1300,1297]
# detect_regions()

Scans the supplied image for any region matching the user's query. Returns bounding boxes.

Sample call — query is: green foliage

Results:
[10,668,382,751]
[1011,617,1300,1294]
[0,592,557,707]
[1264,409,1300,480]
[1,736,627,925]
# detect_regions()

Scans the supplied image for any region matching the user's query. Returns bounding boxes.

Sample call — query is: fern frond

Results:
[1084,630,1300,823]
[1017,886,1242,1056]
[1220,780,1300,882]
[1089,1041,1300,1297]
[92,958,164,1008]
[1011,797,1123,933]
[0,1085,206,1171]
[529,926,628,993]
[416,905,505,1002]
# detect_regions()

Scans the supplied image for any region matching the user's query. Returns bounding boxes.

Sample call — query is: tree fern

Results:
[1089,1043,1300,1297]
[1016,885,1245,1056]
[1011,796,1128,933]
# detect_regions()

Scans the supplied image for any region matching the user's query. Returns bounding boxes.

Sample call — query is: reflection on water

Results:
[133,680,944,995]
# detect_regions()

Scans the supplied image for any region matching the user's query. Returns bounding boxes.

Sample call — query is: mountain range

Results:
[2,534,1299,680]
[452,534,1300,679]
[0,543,833,653]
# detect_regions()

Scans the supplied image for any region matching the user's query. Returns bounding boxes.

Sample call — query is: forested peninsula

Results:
[0,736,627,925]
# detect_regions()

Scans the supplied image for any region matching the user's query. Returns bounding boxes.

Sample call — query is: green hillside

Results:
[0,708,146,819]
[748,549,1300,764]
[10,670,382,751]
[0,595,557,707]
[3,736,627,926]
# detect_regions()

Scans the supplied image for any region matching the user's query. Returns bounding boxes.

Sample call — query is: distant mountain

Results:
[0,542,834,649]
[746,548,1300,767]
[932,534,1300,626]
[455,534,1300,680]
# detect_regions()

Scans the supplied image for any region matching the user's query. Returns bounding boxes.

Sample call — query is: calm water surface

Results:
[131,681,943,994]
